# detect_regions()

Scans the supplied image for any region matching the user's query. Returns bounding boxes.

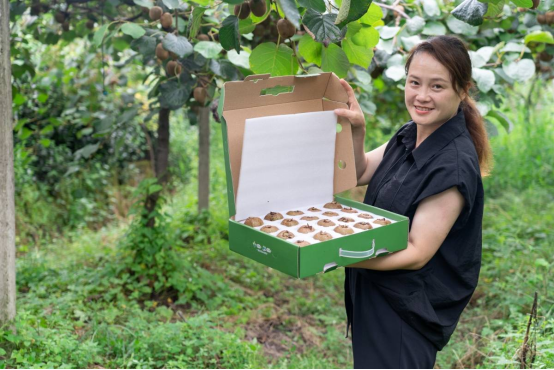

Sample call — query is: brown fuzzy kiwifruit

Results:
[294,240,311,247]
[300,215,319,221]
[538,51,553,62]
[277,230,295,239]
[253,24,266,37]
[287,210,304,216]
[234,2,251,19]
[161,13,173,28]
[307,207,321,212]
[264,212,283,221]
[62,20,70,32]
[342,207,358,214]
[532,0,540,9]
[334,225,354,235]
[313,231,332,241]
[276,18,296,39]
[166,61,182,77]
[281,218,299,227]
[54,11,66,24]
[537,14,547,24]
[149,6,163,21]
[86,20,95,30]
[358,213,374,220]
[354,222,373,230]
[260,225,278,233]
[324,201,342,210]
[197,34,210,41]
[194,87,208,105]
[298,224,315,234]
[322,211,339,217]
[156,43,169,61]
[244,217,263,227]
[373,218,392,226]
[547,11,554,24]
[317,219,335,227]
[337,217,355,223]
[249,0,267,17]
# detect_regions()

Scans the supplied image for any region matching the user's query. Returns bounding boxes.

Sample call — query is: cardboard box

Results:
[218,72,409,278]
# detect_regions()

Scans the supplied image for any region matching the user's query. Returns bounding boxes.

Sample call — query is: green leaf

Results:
[239,18,256,34]
[298,33,322,65]
[302,9,342,43]
[132,36,157,57]
[472,68,495,92]
[162,33,193,57]
[422,0,440,17]
[249,42,299,76]
[335,0,351,25]
[227,49,251,69]
[401,35,422,50]
[336,0,373,28]
[406,16,426,34]
[500,43,531,53]
[93,24,109,47]
[276,0,301,29]
[220,15,241,53]
[487,109,514,132]
[133,0,153,8]
[377,26,400,40]
[452,0,488,26]
[502,58,535,82]
[385,66,405,81]
[359,3,383,26]
[194,41,223,58]
[162,0,180,9]
[342,27,374,69]
[121,23,146,39]
[40,139,51,148]
[159,80,192,110]
[321,43,350,78]
[75,143,100,160]
[352,24,379,48]
[509,0,532,7]
[189,7,207,40]
[298,0,326,12]
[535,258,550,268]
[446,16,479,35]
[524,31,554,45]
[484,0,504,17]
[422,21,447,36]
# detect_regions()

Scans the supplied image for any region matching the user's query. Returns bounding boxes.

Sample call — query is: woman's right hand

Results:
[333,78,366,131]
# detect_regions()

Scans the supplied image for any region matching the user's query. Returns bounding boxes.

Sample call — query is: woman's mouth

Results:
[415,106,434,114]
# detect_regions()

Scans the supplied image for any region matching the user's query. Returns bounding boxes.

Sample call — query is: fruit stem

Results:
[291,39,308,74]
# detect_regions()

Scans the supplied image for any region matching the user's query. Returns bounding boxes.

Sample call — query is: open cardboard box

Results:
[217,72,409,278]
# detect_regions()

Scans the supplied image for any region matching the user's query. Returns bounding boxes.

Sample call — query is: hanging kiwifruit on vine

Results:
[156,43,169,61]
[249,0,267,17]
[276,18,296,39]
[193,87,208,105]
[234,2,251,19]
[161,13,173,28]
[166,61,182,77]
[197,34,210,41]
[149,6,163,21]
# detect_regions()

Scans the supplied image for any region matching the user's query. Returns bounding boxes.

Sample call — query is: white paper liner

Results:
[239,202,396,246]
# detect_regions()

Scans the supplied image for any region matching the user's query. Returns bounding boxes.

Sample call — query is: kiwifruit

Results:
[264,212,283,221]
[281,218,299,227]
[539,65,552,73]
[294,240,311,247]
[277,230,295,239]
[86,20,95,30]
[317,219,335,227]
[532,0,540,9]
[538,51,553,62]
[234,2,251,19]
[334,225,354,235]
[161,13,173,28]
[193,87,208,105]
[373,218,392,226]
[62,20,70,32]
[358,213,374,220]
[149,6,163,21]
[156,43,169,60]
[197,75,210,87]
[337,217,354,223]
[307,207,321,212]
[245,217,263,227]
[546,11,554,24]
[261,225,278,233]
[342,207,358,214]
[354,222,373,230]
[313,231,332,241]
[324,201,342,209]
[322,211,339,217]
[169,51,178,60]
[253,24,265,37]
[300,215,318,221]
[537,14,547,24]
[166,61,182,77]
[287,210,304,216]
[54,11,66,24]
[276,18,296,39]
[249,0,267,17]
[31,3,42,16]
[197,33,210,41]
[298,224,315,234]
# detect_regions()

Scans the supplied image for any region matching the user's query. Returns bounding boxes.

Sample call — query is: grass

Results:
[2,83,554,368]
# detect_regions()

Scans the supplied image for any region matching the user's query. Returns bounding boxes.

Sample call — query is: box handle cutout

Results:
[260,85,295,97]
[340,239,375,258]
[338,160,346,170]
[376,248,390,256]
[323,262,338,273]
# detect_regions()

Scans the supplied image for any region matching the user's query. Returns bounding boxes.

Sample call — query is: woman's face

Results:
[404,52,463,128]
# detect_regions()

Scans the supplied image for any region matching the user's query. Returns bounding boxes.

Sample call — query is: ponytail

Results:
[461,97,493,177]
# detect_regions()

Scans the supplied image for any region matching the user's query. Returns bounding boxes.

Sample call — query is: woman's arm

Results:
[334,79,388,186]
[347,186,465,271]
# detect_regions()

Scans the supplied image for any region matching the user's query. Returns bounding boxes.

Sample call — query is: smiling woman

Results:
[334,35,493,369]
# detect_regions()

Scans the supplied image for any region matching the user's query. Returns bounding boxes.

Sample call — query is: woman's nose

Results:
[416,88,431,102]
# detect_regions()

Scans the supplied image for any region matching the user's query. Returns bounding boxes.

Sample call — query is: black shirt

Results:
[345,107,484,350]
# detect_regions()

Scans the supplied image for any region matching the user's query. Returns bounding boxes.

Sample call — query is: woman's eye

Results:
[433,85,443,89]
[410,81,419,85]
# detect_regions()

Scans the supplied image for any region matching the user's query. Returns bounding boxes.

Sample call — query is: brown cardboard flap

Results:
[222,73,357,216]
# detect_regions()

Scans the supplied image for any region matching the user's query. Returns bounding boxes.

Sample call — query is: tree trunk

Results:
[198,107,210,211]
[0,0,17,326]
[144,108,170,228]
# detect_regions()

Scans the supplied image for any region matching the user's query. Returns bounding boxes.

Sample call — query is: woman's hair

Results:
[404,35,493,177]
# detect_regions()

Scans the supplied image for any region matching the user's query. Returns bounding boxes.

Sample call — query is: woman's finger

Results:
[334,108,364,125]
[339,79,357,104]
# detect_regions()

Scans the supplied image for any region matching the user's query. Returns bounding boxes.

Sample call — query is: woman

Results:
[333,35,492,368]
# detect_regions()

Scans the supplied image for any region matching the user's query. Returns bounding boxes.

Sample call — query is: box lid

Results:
[219,72,357,218]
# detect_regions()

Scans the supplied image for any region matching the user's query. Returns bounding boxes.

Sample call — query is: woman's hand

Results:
[334,79,366,131]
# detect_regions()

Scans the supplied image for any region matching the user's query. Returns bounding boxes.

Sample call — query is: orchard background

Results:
[1,0,554,367]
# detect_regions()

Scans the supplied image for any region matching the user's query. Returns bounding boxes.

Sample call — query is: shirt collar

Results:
[397,107,466,170]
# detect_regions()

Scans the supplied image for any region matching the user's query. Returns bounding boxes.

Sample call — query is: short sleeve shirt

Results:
[345,107,484,349]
